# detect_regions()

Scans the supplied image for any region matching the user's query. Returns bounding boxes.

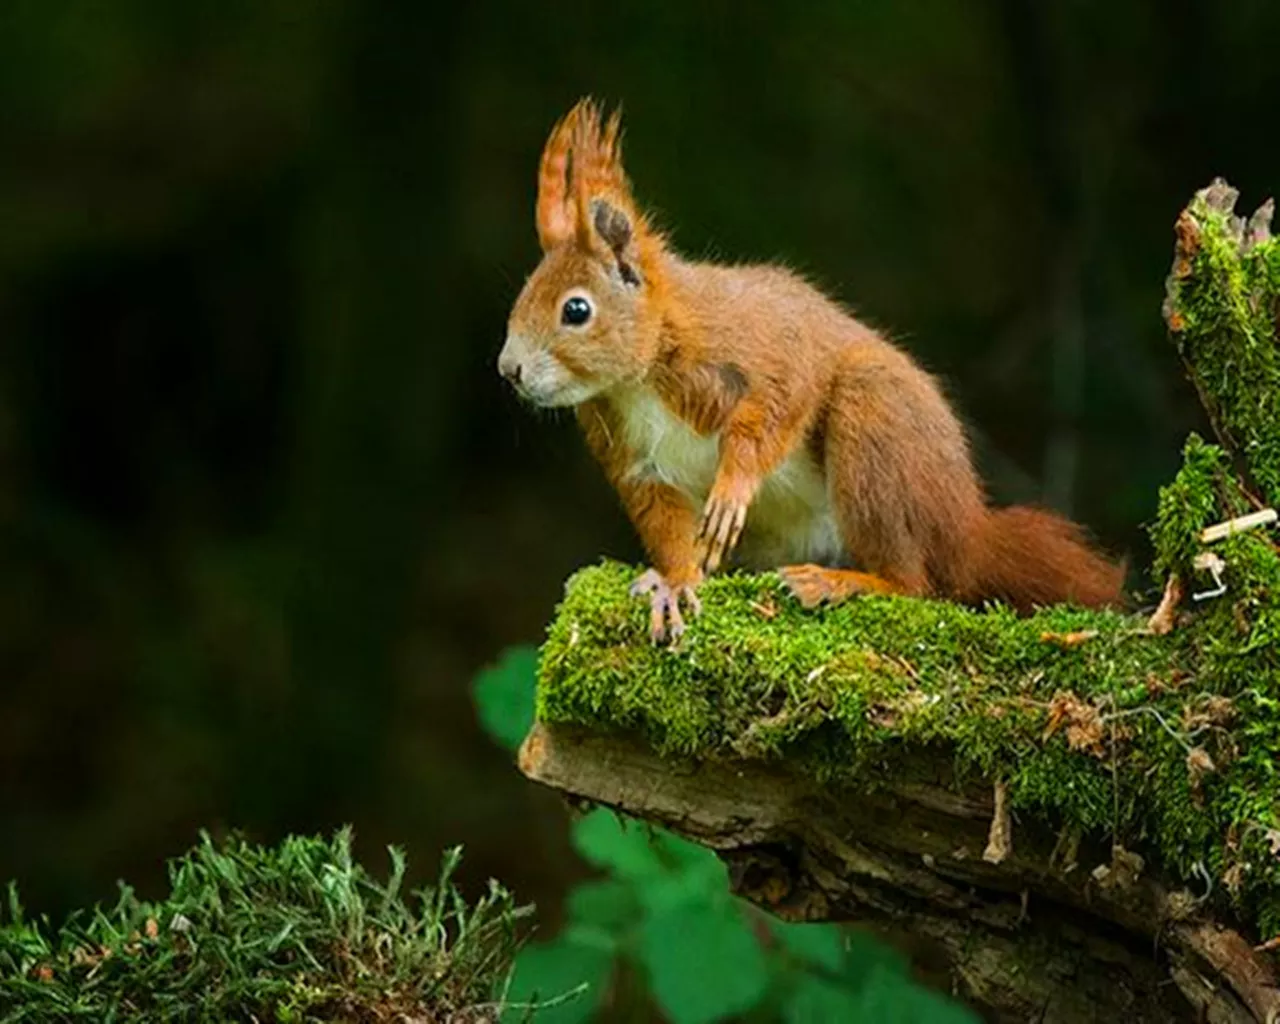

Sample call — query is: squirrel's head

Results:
[500,99,667,408]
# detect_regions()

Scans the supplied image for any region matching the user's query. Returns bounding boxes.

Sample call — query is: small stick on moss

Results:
[1200,508,1278,543]
[748,599,778,619]
[982,780,1012,865]
[1146,574,1184,635]
[1039,629,1098,648]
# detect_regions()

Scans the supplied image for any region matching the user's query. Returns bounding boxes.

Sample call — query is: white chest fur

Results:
[614,387,719,493]
[610,386,843,568]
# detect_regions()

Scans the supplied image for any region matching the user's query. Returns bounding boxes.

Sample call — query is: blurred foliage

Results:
[474,647,540,754]
[472,647,975,1022]
[4,0,1280,1013]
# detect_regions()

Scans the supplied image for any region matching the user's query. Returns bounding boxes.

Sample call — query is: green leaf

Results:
[571,810,665,880]
[473,645,539,752]
[638,900,768,1024]
[565,880,636,934]
[503,935,614,1024]
[856,964,978,1023]
[840,930,907,991]
[651,829,720,869]
[771,920,845,973]
[633,858,726,915]
[782,973,865,1023]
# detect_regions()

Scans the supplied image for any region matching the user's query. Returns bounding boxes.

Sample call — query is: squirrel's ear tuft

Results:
[536,97,632,253]
[535,103,585,251]
[569,100,626,203]
[568,101,646,282]
[537,98,655,276]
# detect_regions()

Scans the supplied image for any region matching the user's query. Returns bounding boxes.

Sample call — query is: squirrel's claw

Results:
[778,564,833,609]
[698,493,749,573]
[630,568,701,643]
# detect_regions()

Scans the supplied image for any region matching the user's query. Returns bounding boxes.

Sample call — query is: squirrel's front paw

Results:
[698,476,756,573]
[630,568,702,643]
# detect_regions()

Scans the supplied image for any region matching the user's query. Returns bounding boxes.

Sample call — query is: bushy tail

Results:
[964,505,1126,614]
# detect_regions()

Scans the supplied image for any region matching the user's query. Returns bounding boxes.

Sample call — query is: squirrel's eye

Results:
[561,296,593,326]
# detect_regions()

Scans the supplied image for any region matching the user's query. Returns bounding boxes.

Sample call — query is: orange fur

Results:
[502,99,1126,638]
[535,108,577,250]
[577,398,703,588]
[567,104,628,230]
[778,565,902,608]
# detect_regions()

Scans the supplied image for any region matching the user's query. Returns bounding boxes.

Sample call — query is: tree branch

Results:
[520,721,1279,1023]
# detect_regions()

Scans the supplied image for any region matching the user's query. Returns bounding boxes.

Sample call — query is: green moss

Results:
[1149,433,1249,580]
[537,559,1280,938]
[1162,180,1280,505]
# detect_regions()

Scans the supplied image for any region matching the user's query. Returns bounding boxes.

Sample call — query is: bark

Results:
[519,721,1280,1024]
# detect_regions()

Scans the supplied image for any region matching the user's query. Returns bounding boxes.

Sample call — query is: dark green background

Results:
[0,0,1272,957]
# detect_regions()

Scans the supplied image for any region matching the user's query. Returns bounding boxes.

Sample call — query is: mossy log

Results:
[518,182,1280,1023]
[519,564,1279,1022]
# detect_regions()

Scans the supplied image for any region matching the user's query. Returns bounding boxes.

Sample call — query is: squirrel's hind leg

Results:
[790,358,959,611]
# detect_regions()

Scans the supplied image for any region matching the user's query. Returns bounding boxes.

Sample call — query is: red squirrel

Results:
[499,99,1125,641]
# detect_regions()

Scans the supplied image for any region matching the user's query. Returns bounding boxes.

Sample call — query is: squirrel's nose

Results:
[498,349,523,386]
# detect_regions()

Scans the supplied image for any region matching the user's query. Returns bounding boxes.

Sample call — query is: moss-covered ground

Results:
[0,830,528,1022]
